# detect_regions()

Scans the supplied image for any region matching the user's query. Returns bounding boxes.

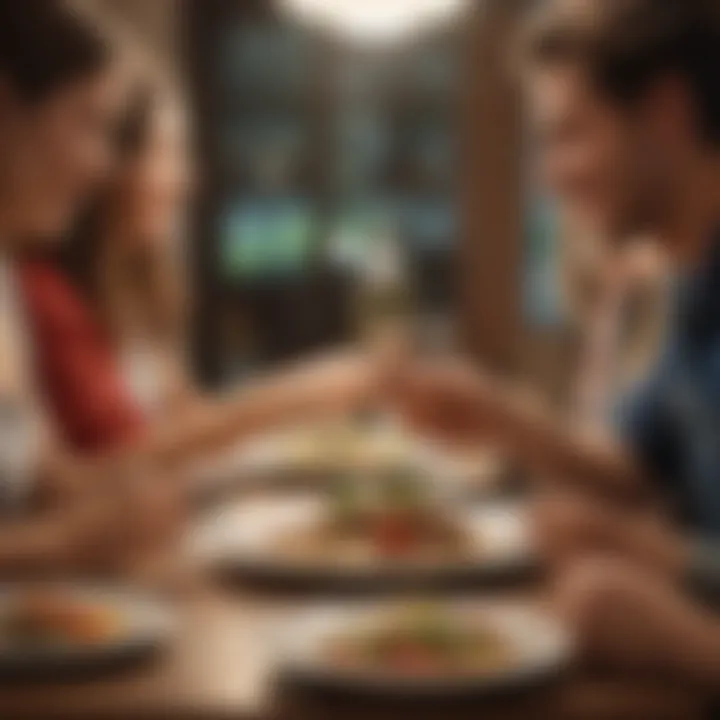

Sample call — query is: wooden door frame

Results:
[458,0,524,372]
[459,0,574,394]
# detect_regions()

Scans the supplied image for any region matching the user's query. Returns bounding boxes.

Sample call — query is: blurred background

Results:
[84,0,567,394]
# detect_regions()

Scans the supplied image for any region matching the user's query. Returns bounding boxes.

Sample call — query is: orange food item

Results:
[7,592,122,644]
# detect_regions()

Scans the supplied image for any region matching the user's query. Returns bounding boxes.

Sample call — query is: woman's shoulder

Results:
[19,257,74,292]
[17,258,96,334]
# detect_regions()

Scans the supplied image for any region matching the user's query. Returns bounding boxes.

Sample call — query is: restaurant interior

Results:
[137,0,566,389]
[0,1,714,719]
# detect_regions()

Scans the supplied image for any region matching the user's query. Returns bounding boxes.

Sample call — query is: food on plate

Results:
[0,590,123,646]
[324,603,511,675]
[272,467,473,564]
[286,422,412,473]
[258,420,505,494]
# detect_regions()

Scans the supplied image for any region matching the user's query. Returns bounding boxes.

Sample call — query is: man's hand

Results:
[555,557,720,684]
[385,357,503,447]
[531,493,687,580]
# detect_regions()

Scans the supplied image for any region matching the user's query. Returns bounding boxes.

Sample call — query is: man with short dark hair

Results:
[393,0,720,680]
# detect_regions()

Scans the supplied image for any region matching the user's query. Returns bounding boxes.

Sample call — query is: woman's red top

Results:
[18,259,145,453]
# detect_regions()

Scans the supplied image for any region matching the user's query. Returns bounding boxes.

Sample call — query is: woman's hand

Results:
[284,349,382,414]
[58,464,188,573]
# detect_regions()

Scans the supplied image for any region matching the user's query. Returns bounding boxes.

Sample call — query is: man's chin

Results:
[606,231,641,250]
[583,214,651,248]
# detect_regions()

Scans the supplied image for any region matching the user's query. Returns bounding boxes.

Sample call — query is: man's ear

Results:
[644,75,698,151]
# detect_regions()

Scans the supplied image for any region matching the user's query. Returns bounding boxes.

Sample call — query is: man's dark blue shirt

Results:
[619,237,720,535]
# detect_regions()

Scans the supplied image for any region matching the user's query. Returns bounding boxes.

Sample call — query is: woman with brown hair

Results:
[20,80,374,472]
[0,0,185,574]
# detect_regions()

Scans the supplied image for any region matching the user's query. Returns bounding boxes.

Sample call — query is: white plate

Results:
[194,426,505,496]
[0,585,176,679]
[191,494,533,588]
[276,600,572,696]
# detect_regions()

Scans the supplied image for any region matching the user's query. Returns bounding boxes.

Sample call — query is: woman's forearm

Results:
[0,518,70,575]
[130,351,374,467]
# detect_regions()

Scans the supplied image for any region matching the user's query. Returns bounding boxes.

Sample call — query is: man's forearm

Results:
[686,541,720,607]
[488,382,648,500]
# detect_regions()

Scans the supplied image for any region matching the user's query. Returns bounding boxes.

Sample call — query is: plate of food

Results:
[276,600,572,697]
[0,585,176,679]
[190,421,411,496]
[202,420,507,497]
[192,468,532,588]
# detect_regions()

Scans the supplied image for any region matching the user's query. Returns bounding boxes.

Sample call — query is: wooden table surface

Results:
[0,484,710,720]
[0,583,708,720]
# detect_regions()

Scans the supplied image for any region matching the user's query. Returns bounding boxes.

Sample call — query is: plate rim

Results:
[0,584,176,675]
[275,600,573,695]
[195,494,535,586]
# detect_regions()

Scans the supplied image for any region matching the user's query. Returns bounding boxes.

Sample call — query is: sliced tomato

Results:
[387,642,444,674]
[372,513,422,557]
